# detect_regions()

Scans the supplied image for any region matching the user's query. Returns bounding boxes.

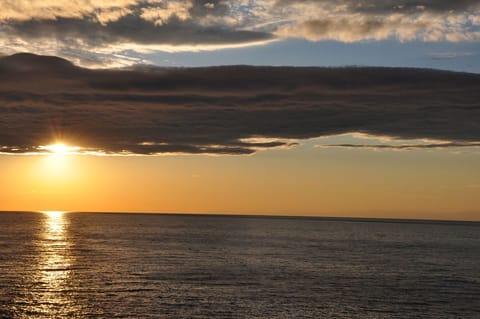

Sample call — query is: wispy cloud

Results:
[0,53,479,155]
[317,142,480,151]
[429,51,477,60]
[314,133,480,151]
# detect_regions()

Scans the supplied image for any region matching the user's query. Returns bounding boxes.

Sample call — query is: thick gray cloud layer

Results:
[1,53,479,155]
[0,0,479,66]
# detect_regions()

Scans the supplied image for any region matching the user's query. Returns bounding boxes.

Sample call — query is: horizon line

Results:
[2,210,479,224]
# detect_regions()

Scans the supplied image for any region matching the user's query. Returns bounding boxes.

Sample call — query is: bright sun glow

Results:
[37,142,82,179]
[39,143,82,155]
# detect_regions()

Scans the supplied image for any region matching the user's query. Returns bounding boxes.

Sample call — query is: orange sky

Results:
[1,137,479,221]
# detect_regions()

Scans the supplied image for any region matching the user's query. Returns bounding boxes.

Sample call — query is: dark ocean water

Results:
[0,212,479,318]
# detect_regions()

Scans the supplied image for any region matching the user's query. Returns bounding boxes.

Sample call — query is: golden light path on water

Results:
[29,211,80,317]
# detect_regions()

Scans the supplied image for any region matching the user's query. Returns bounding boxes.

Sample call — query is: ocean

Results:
[0,212,478,318]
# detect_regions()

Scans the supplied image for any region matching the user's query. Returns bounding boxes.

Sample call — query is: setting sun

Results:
[39,143,81,155]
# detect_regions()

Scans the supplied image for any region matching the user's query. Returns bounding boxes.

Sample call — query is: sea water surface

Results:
[0,212,479,318]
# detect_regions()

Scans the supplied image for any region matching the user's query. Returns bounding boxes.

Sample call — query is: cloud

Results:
[0,0,275,67]
[429,52,476,60]
[273,0,480,15]
[0,53,479,155]
[313,132,480,151]
[273,1,480,42]
[5,15,273,48]
[316,142,480,151]
[0,1,479,66]
[275,15,432,42]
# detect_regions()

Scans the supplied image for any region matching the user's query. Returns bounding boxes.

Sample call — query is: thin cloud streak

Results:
[316,142,480,151]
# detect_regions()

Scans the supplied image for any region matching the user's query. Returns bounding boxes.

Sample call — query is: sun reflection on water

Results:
[30,211,79,317]
[42,211,65,234]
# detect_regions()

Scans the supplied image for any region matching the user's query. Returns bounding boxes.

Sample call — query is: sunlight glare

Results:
[42,210,65,219]
[41,211,66,233]
[40,143,81,155]
[38,143,81,177]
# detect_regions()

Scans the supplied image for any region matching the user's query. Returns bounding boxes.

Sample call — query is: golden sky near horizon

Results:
[1,136,479,221]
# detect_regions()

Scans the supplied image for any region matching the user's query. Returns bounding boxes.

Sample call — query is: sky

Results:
[0,0,479,220]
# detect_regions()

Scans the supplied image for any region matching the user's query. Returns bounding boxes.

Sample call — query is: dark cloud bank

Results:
[0,53,479,155]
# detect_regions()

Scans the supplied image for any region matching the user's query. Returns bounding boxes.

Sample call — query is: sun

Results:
[39,143,81,155]
[44,143,70,154]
